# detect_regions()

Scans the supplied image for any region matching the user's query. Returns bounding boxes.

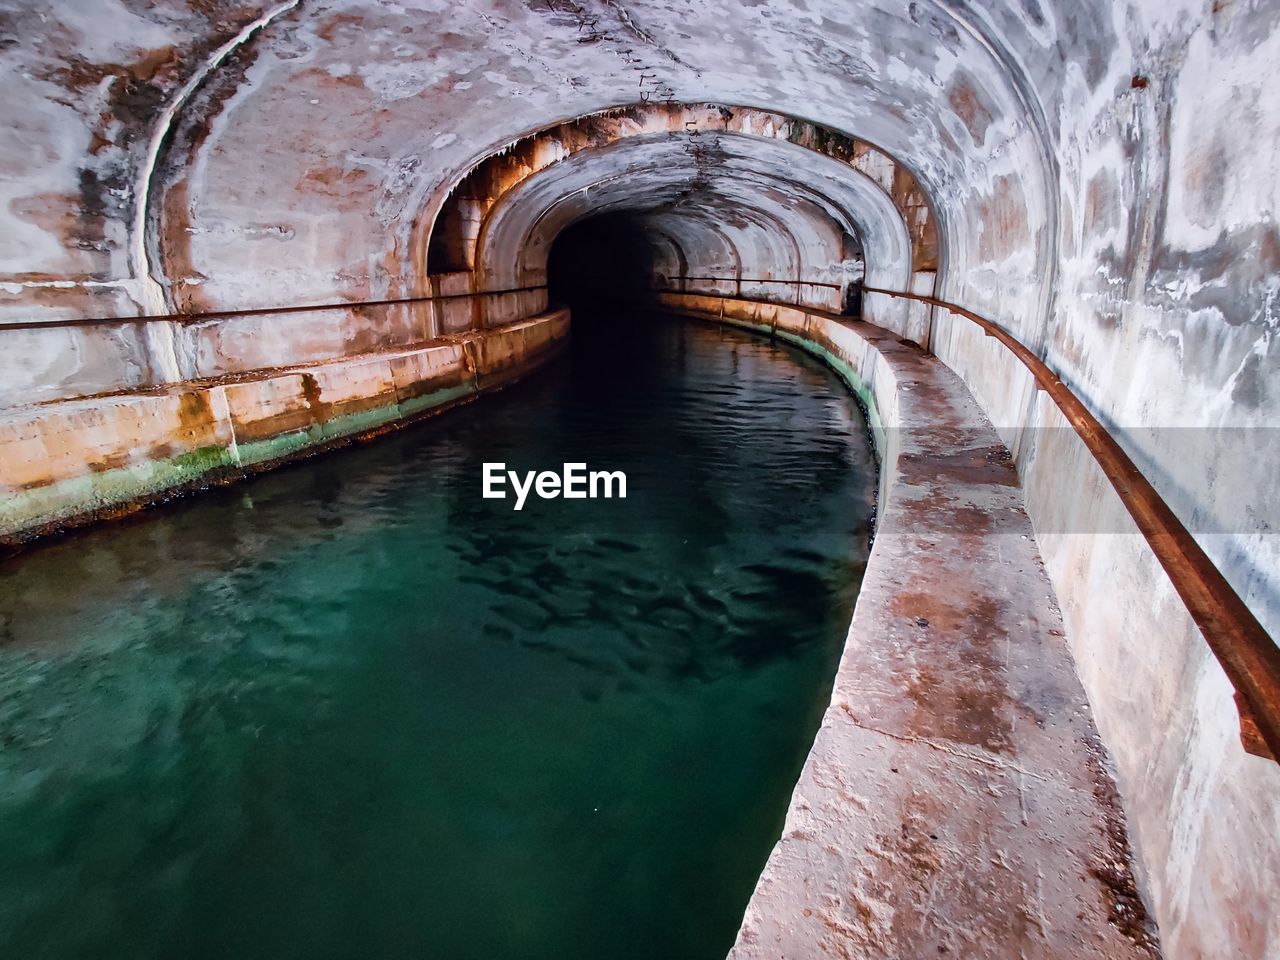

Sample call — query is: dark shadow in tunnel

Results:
[547,213,660,333]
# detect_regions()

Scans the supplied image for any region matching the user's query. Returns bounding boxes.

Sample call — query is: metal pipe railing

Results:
[662,278,1280,761]
[664,275,841,291]
[665,273,844,293]
[0,284,548,332]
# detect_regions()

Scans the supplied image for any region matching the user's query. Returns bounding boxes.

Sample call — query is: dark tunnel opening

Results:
[547,213,660,329]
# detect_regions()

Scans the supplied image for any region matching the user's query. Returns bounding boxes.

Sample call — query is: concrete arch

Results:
[647,229,689,288]
[473,133,914,330]
[421,104,939,279]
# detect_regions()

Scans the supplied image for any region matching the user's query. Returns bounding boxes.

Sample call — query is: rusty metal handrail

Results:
[660,278,1280,760]
[665,275,841,290]
[863,284,1279,761]
[0,284,548,332]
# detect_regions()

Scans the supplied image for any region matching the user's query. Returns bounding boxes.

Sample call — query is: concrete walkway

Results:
[664,296,1161,959]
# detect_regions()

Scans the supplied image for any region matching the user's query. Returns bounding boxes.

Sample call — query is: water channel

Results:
[0,315,876,960]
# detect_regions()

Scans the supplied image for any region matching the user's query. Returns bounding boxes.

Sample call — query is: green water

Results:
[0,317,876,960]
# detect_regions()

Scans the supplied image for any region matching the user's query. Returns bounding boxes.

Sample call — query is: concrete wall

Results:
[0,310,569,544]
[0,287,549,411]
[660,290,1280,959]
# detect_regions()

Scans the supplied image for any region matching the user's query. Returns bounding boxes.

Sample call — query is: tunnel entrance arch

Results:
[417,103,941,345]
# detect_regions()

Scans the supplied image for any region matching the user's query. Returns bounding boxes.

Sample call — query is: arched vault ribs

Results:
[418,103,940,341]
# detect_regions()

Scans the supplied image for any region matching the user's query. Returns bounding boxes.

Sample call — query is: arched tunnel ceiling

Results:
[422,104,938,304]
[473,133,913,294]
[1,0,1277,623]
[2,0,1047,320]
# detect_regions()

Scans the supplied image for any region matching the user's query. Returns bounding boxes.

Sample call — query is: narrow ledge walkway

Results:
[664,295,1161,960]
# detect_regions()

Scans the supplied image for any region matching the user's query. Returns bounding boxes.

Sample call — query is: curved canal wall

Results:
[0,310,569,546]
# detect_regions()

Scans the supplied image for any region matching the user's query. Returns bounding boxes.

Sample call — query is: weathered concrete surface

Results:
[1,3,1278,956]
[471,129,918,333]
[661,291,1161,959]
[0,309,568,545]
[426,103,937,330]
[0,286,550,410]
[1,2,1274,667]
[1021,395,1280,960]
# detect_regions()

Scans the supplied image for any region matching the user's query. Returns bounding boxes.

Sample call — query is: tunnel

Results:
[0,3,1278,959]
[546,214,660,321]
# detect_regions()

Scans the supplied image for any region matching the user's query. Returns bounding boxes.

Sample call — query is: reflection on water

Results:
[0,316,875,960]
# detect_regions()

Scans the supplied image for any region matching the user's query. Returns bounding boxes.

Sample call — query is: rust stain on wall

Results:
[947,71,995,145]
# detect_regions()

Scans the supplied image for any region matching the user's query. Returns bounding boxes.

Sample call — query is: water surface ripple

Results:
[0,317,876,960]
